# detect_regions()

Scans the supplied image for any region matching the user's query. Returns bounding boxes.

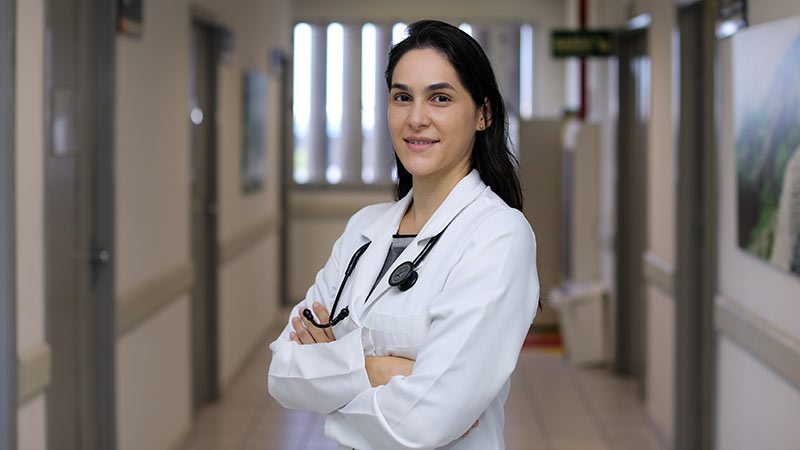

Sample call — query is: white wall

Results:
[642,0,677,440]
[288,191,391,303]
[715,336,800,449]
[114,1,290,450]
[115,3,193,449]
[591,0,677,442]
[192,0,290,394]
[716,1,800,447]
[116,297,191,450]
[12,1,290,449]
[15,0,46,448]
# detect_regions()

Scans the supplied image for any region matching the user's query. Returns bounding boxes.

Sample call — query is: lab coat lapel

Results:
[348,193,413,318]
[360,170,487,313]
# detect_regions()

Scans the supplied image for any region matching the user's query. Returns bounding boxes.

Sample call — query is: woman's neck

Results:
[398,168,469,234]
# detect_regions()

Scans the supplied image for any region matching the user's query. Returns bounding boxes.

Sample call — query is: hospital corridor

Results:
[175,331,664,450]
[2,1,800,450]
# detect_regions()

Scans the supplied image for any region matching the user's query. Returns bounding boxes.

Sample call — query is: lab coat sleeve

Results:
[325,209,540,450]
[267,213,373,414]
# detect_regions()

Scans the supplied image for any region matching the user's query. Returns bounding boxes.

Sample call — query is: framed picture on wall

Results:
[733,15,800,276]
[117,0,143,36]
[242,70,267,194]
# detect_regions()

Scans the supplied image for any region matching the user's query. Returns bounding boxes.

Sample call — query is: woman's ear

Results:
[480,98,492,129]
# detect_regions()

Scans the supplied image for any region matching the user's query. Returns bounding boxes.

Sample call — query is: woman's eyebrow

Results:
[425,82,455,92]
[389,82,456,92]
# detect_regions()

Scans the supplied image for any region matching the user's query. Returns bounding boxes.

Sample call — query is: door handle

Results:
[92,248,112,265]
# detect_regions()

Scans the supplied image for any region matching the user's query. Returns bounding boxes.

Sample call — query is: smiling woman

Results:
[269,20,539,450]
[388,49,483,199]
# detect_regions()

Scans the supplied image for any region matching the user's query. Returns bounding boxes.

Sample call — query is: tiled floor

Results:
[177,334,666,450]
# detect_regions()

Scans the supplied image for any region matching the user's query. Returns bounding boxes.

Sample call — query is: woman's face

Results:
[388,48,483,185]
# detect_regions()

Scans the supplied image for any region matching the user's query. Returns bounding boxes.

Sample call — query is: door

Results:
[45,1,116,449]
[275,49,291,306]
[1,0,17,448]
[675,2,716,449]
[615,28,650,391]
[190,20,220,410]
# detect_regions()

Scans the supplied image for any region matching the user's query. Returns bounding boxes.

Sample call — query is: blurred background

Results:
[1,0,799,449]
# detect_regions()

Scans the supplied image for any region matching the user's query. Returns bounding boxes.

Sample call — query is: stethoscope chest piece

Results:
[389,261,418,291]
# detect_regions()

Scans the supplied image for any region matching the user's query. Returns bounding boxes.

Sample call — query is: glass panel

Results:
[520,24,534,119]
[292,23,312,183]
[392,23,408,45]
[326,23,344,184]
[362,23,376,184]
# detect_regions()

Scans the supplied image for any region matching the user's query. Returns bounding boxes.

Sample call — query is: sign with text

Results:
[551,30,614,58]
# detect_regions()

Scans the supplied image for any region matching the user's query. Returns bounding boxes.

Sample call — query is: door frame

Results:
[614,27,649,391]
[674,1,717,449]
[1,0,17,449]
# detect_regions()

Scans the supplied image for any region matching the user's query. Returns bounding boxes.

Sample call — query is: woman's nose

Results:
[407,102,430,129]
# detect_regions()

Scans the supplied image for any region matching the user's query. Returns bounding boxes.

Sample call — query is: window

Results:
[292,22,535,185]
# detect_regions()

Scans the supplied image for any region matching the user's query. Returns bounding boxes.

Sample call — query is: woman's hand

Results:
[289,302,335,344]
[461,419,479,438]
[364,356,415,387]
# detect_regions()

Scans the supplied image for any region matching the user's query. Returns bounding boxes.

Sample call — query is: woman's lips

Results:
[404,137,439,152]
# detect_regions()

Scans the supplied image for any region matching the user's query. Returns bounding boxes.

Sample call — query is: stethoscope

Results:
[303,230,445,329]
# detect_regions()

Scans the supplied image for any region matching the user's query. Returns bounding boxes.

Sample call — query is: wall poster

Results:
[734,16,800,276]
[242,70,267,194]
[117,0,143,36]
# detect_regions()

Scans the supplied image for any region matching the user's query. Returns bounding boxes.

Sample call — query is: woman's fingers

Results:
[299,308,330,343]
[312,302,335,341]
[289,303,337,345]
[461,419,479,439]
[291,317,315,344]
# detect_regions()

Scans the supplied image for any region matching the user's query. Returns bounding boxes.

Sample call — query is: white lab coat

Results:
[268,170,540,450]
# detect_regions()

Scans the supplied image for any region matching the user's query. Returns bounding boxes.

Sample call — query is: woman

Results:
[268,20,539,449]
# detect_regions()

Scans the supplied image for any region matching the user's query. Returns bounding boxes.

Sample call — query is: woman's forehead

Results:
[391,48,463,89]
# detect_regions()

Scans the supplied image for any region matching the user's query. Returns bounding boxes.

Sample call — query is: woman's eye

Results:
[432,94,451,103]
[394,93,412,102]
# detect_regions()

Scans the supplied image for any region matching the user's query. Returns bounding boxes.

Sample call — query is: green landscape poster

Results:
[732,18,800,274]
[734,16,800,276]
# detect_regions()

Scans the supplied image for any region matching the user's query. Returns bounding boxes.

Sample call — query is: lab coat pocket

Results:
[367,312,429,359]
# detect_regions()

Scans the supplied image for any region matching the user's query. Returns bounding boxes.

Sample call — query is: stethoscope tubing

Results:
[304,228,447,329]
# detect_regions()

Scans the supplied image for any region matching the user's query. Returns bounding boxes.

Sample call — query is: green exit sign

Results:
[551,30,615,58]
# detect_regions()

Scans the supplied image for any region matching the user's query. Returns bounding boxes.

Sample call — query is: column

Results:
[308,23,327,183]
[372,23,394,183]
[339,23,363,184]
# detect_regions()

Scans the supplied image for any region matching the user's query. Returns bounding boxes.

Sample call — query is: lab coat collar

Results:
[360,169,486,243]
[352,170,487,316]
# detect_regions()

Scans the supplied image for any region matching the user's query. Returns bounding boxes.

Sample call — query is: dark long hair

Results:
[385,20,523,211]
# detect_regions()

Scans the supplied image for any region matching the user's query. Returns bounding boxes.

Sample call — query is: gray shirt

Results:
[371,234,416,293]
